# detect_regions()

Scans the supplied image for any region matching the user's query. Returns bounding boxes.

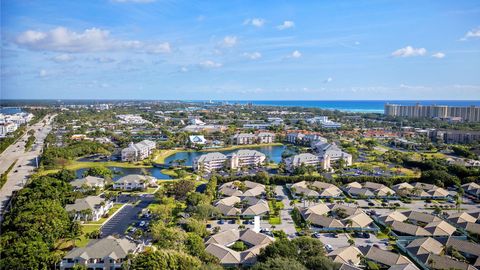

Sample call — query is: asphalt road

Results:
[0,114,55,220]
[101,195,154,237]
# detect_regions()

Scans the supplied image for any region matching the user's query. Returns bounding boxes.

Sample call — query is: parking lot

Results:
[314,232,388,252]
[315,233,350,250]
[101,195,154,237]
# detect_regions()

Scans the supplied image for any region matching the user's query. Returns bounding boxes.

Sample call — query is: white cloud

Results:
[39,69,49,77]
[199,60,222,68]
[15,27,171,54]
[432,52,445,59]
[324,77,333,83]
[91,56,115,63]
[391,46,427,57]
[222,36,237,47]
[290,50,302,58]
[243,52,262,60]
[145,42,171,54]
[355,41,360,45]
[244,18,265,27]
[180,66,189,72]
[462,27,480,40]
[277,21,295,30]
[51,54,75,63]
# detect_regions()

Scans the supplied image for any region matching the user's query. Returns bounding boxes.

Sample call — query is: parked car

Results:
[325,244,333,252]
[139,221,145,227]
[218,220,225,225]
[312,233,322,238]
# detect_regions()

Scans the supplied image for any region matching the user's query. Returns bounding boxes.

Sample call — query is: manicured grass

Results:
[268,200,284,225]
[38,160,152,175]
[77,224,102,247]
[376,232,390,239]
[269,216,281,225]
[153,149,183,164]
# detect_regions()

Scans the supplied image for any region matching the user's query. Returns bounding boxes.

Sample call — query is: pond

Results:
[164,145,289,166]
[75,166,173,180]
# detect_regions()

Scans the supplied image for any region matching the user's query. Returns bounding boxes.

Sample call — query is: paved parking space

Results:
[350,233,388,249]
[101,196,154,236]
[316,233,350,249]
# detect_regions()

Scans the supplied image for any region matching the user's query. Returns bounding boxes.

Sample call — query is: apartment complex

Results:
[384,103,480,122]
[193,150,266,172]
[231,132,275,145]
[60,236,140,270]
[121,140,156,162]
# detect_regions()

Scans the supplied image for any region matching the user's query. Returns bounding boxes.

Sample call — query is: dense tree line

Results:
[0,175,79,269]
[253,237,340,270]
[41,140,113,169]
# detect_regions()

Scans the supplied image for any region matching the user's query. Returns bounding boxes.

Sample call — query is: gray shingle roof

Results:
[64,236,137,260]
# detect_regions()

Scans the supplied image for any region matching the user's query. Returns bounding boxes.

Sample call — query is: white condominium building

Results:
[315,143,352,166]
[194,152,228,173]
[194,150,267,172]
[285,153,325,172]
[121,140,156,162]
[229,149,266,169]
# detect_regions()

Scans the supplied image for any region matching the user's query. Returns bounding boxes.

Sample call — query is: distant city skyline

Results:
[1,0,480,100]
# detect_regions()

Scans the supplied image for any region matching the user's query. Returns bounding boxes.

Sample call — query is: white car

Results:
[325,244,333,252]
[139,221,146,227]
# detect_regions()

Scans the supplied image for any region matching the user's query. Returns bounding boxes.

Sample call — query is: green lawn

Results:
[153,149,183,164]
[269,216,281,225]
[38,160,152,175]
[376,232,390,239]
[268,200,284,225]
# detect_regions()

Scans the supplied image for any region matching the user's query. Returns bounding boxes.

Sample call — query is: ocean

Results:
[214,100,480,113]
[0,107,23,115]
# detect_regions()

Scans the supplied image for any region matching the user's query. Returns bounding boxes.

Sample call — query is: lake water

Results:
[164,145,287,166]
[76,166,173,180]
[74,145,288,180]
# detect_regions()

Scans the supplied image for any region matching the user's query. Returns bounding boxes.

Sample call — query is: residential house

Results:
[404,237,478,270]
[360,246,415,269]
[70,176,105,191]
[65,196,113,221]
[60,236,140,270]
[394,182,450,199]
[113,174,156,191]
[462,182,480,198]
[299,203,375,231]
[215,181,269,217]
[205,229,274,266]
[290,181,343,198]
[328,246,362,266]
[344,181,395,198]
[189,135,207,145]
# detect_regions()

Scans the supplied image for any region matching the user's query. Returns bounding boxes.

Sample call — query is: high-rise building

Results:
[384,103,480,122]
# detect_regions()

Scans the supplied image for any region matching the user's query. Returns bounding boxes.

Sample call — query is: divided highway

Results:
[0,114,55,221]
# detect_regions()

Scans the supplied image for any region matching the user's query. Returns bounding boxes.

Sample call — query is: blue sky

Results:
[1,0,480,100]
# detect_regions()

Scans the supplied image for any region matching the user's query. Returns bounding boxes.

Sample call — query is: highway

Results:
[0,114,55,221]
